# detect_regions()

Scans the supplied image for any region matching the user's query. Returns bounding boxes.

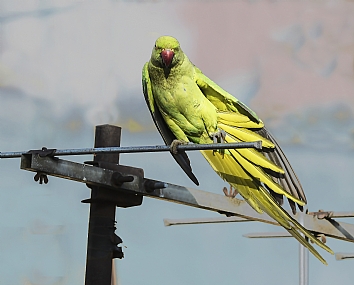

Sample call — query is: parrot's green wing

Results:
[195,68,306,213]
[142,63,199,185]
[195,67,260,123]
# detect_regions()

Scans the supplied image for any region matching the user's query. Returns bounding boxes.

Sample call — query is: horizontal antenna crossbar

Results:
[0,141,262,159]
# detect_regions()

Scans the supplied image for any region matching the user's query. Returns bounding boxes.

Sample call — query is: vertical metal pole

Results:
[299,212,309,285]
[111,261,117,285]
[85,125,121,285]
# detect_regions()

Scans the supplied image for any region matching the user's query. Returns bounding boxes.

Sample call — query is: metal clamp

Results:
[27,147,57,157]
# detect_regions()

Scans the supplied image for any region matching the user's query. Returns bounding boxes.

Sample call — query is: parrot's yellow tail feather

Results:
[288,228,328,265]
[257,187,333,255]
[200,148,332,265]
[229,143,305,206]
[224,135,284,174]
[201,150,263,213]
[216,124,304,206]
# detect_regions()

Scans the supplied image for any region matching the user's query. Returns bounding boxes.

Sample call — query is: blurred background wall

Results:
[0,1,354,284]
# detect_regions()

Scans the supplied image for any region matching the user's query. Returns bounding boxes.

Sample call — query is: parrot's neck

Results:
[149,59,188,86]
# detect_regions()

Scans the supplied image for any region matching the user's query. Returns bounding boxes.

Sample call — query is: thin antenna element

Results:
[0,141,262,158]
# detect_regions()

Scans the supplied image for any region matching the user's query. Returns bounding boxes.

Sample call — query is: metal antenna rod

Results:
[0,141,262,158]
[299,212,309,285]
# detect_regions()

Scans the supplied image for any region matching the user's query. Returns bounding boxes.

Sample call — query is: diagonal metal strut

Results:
[20,153,354,243]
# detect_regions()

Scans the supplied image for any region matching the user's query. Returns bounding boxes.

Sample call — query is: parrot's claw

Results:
[170,139,188,155]
[210,129,226,155]
[310,209,334,220]
[317,234,327,244]
[310,233,327,244]
[210,129,226,144]
[219,187,238,216]
[223,185,238,198]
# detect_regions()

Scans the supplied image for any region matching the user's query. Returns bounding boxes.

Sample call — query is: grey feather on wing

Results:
[256,128,306,213]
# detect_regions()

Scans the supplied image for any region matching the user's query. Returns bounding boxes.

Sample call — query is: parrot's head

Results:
[151,36,184,70]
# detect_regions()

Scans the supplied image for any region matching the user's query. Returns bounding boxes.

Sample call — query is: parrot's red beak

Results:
[161,49,174,68]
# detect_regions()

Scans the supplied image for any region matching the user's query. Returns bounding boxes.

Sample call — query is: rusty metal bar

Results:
[19,155,277,226]
[20,153,354,243]
[1,141,262,158]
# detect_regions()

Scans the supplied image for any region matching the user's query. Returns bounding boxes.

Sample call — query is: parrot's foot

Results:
[210,129,226,155]
[309,209,334,219]
[308,210,331,244]
[309,233,327,244]
[210,129,226,144]
[223,185,238,198]
[170,139,188,155]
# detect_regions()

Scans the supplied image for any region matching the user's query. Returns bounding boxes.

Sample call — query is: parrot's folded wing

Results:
[142,63,199,185]
[195,67,306,212]
[195,67,260,123]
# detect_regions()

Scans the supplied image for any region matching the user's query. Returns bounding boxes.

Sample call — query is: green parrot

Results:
[142,36,333,264]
